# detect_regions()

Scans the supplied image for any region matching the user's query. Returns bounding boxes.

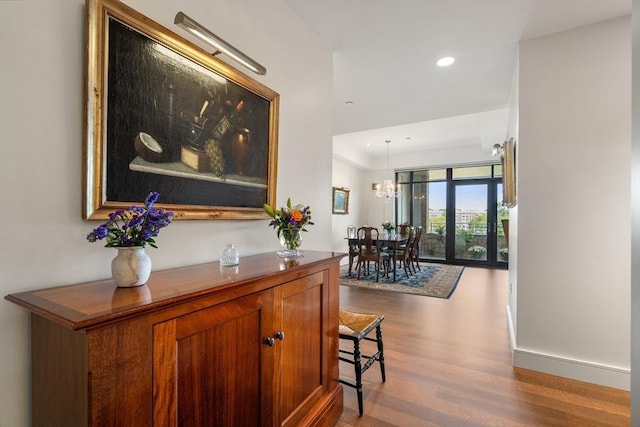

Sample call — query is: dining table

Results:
[346,236,408,282]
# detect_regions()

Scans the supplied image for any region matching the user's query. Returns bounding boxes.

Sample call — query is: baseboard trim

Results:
[513,348,630,391]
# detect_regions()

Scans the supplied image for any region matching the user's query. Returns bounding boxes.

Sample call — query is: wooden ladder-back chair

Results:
[411,226,423,272]
[399,227,415,276]
[388,227,415,277]
[355,227,389,282]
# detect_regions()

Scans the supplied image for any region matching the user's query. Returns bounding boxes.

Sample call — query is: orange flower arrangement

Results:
[263,197,313,251]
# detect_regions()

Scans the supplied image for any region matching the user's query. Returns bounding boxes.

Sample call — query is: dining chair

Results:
[388,227,414,277]
[411,226,423,272]
[387,227,415,278]
[355,227,389,282]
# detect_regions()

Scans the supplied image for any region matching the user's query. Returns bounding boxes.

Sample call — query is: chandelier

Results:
[375,140,400,203]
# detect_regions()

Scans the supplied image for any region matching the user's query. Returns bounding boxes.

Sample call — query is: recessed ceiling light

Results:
[437,56,455,67]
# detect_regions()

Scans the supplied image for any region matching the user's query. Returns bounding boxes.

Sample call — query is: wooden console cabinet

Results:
[6,251,345,427]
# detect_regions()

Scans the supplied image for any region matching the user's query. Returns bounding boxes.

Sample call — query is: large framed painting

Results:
[84,0,279,220]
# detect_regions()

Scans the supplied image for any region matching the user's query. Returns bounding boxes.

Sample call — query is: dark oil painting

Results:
[85,0,279,220]
[107,17,270,207]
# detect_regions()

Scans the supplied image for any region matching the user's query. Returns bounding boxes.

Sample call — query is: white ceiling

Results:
[286,0,630,162]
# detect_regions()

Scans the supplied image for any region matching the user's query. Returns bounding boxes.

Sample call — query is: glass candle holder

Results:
[220,243,239,266]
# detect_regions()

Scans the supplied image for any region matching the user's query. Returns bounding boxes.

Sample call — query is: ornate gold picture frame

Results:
[84,0,279,220]
[332,187,350,214]
[502,138,516,208]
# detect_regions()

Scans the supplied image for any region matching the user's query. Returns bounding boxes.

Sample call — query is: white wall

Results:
[631,0,640,422]
[331,157,367,260]
[330,159,398,263]
[516,16,631,389]
[0,1,332,425]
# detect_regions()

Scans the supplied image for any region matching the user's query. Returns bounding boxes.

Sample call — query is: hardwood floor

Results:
[336,267,630,426]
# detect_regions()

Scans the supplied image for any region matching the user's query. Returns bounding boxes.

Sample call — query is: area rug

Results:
[340,263,464,299]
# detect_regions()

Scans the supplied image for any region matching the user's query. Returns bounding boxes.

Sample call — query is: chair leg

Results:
[376,324,386,382]
[403,258,411,276]
[413,253,421,271]
[376,258,386,282]
[353,340,364,416]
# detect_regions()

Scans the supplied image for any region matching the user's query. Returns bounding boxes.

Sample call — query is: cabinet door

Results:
[277,271,327,427]
[153,290,275,427]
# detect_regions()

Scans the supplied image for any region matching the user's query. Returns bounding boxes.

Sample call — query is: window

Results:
[395,164,506,267]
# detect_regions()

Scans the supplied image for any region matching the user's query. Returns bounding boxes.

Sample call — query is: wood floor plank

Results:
[336,267,630,426]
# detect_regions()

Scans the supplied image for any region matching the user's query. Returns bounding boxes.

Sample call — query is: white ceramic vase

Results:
[111,246,151,287]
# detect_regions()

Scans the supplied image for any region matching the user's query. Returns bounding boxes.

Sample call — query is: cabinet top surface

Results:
[6,251,345,330]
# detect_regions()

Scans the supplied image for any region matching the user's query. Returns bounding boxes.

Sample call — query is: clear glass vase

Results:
[277,229,303,258]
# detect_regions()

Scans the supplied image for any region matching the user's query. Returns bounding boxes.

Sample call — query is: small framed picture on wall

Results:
[332,187,350,214]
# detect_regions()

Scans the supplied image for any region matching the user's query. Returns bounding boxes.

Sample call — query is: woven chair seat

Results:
[339,310,383,338]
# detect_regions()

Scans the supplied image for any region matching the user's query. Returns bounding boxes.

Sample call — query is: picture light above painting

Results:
[174,12,267,76]
[83,0,280,220]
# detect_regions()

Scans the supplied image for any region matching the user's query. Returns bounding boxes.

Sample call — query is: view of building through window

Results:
[396,165,508,266]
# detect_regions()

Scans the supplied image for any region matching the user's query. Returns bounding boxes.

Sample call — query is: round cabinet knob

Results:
[274,331,285,341]
[263,337,275,347]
